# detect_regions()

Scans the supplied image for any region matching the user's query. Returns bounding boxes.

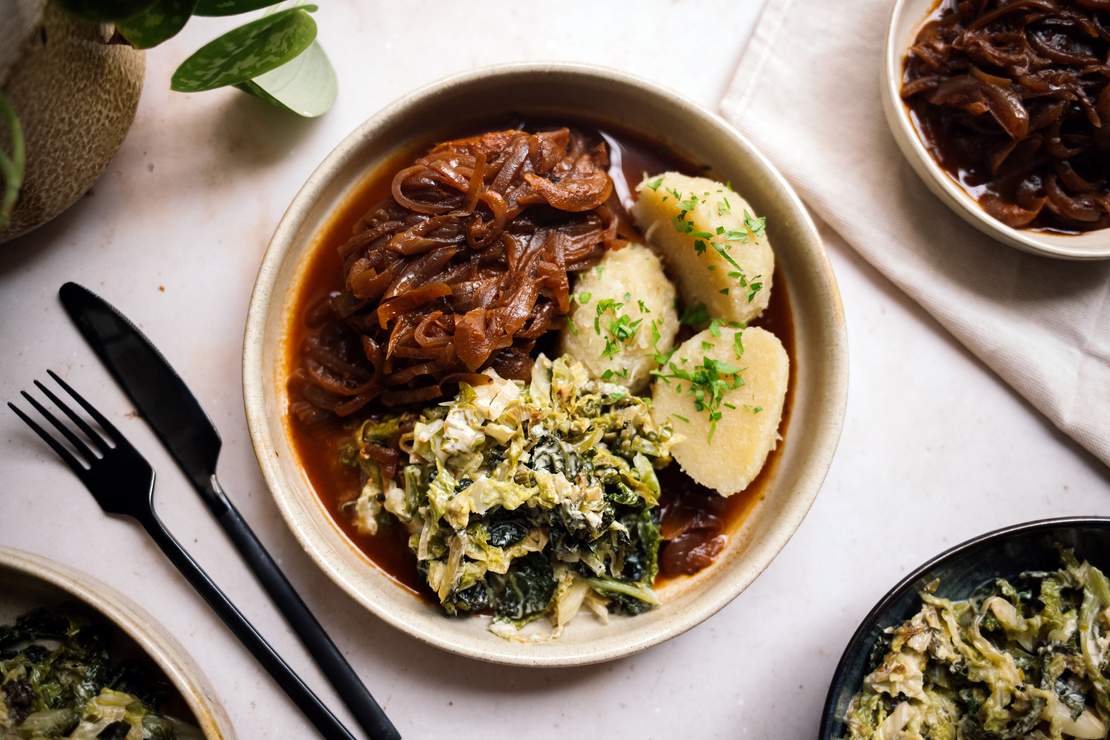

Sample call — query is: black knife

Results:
[59,282,400,740]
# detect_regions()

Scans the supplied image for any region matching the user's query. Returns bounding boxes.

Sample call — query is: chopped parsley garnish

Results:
[743,211,767,239]
[672,214,695,235]
[665,186,768,303]
[708,241,747,286]
[733,331,745,359]
[647,176,663,191]
[652,353,745,441]
[679,302,710,329]
[650,319,673,366]
[601,367,631,381]
[604,315,642,357]
[594,298,621,332]
[594,297,643,359]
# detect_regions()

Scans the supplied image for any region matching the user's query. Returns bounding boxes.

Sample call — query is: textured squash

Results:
[1,1,145,243]
[632,172,774,325]
[651,326,788,495]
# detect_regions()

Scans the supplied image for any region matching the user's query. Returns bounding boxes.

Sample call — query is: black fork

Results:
[9,371,357,740]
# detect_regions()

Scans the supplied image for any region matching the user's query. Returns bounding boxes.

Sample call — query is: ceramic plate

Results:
[820,517,1110,737]
[244,63,848,666]
[0,547,234,738]
[883,0,1110,260]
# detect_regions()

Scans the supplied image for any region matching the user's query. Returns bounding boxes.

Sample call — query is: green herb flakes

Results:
[651,354,745,442]
[680,303,710,329]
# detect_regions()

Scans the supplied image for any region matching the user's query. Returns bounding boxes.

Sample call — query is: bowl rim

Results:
[243,61,848,666]
[0,547,235,739]
[881,0,1110,261]
[818,515,1110,737]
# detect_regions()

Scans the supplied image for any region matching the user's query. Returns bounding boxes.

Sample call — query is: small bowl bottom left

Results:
[0,547,235,739]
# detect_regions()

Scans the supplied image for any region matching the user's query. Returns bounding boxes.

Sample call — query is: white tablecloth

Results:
[1,3,1108,737]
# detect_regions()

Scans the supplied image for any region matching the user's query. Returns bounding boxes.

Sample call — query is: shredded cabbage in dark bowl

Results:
[820,518,1110,740]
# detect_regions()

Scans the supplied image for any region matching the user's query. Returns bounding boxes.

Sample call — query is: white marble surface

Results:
[2,2,1108,738]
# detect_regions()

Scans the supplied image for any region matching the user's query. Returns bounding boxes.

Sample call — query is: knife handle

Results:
[207,477,401,740]
[137,509,357,740]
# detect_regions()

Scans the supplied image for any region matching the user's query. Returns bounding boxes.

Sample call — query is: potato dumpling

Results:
[651,326,788,496]
[560,243,679,392]
[632,172,774,325]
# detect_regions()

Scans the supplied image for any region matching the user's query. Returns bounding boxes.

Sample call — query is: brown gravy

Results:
[285,120,795,597]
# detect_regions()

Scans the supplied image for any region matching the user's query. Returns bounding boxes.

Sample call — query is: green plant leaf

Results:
[116,0,198,48]
[170,5,318,93]
[0,92,26,231]
[192,0,283,15]
[234,41,336,117]
[56,0,158,22]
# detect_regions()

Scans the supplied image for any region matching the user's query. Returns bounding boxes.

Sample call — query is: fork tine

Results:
[47,370,125,444]
[8,401,89,474]
[20,390,98,463]
[34,379,110,454]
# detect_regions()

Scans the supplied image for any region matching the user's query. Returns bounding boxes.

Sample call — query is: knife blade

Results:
[59,281,400,740]
[59,282,224,507]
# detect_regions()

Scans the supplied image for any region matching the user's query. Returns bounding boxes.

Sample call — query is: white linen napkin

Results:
[720,0,1110,467]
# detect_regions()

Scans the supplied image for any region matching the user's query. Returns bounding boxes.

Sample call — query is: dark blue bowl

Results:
[819,517,1110,738]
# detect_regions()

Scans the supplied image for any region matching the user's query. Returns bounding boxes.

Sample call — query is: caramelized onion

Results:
[926,75,1030,138]
[655,466,735,578]
[902,0,1110,232]
[982,193,1045,227]
[1044,174,1104,221]
[661,533,727,576]
[293,128,618,416]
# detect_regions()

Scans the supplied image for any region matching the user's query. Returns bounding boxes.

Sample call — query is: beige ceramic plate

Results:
[0,548,233,738]
[883,0,1110,261]
[243,63,848,666]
